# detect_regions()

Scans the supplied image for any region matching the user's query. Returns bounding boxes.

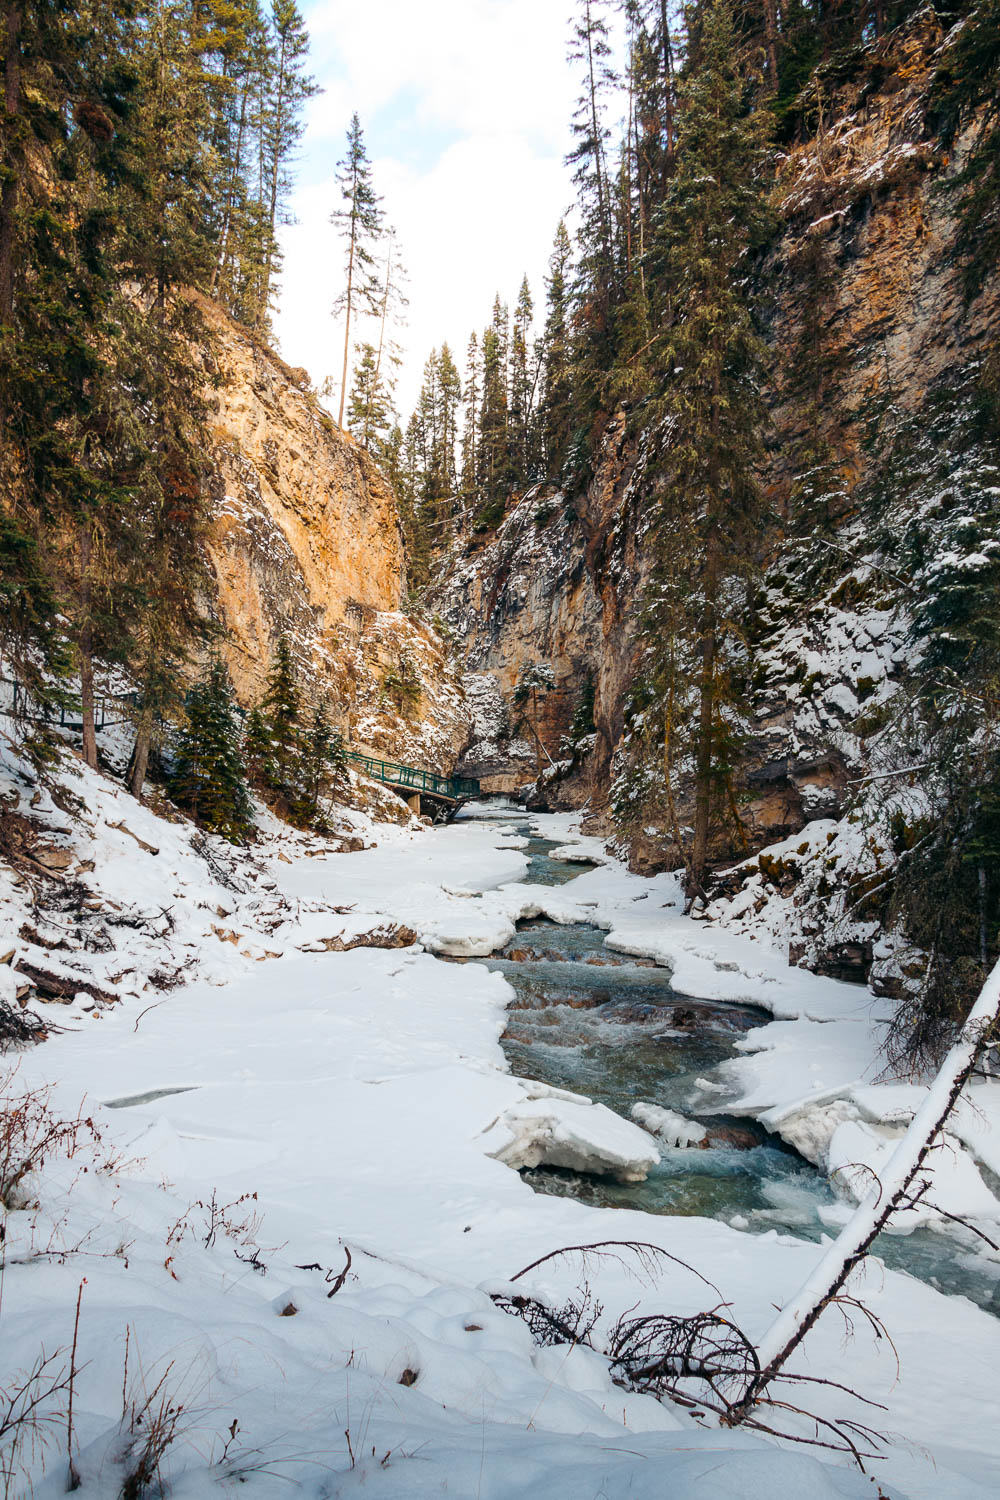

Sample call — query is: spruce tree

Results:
[294,699,338,827]
[169,659,254,843]
[539,222,575,480]
[460,331,480,511]
[476,299,511,527]
[260,631,302,796]
[347,341,396,453]
[642,0,773,894]
[260,0,319,317]
[509,276,538,488]
[331,113,383,427]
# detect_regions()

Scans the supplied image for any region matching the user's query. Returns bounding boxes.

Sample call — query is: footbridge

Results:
[344,749,480,820]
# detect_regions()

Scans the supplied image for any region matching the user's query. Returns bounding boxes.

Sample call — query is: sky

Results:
[272,0,580,423]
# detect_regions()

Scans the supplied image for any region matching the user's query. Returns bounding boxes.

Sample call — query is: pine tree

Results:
[460,331,480,511]
[169,658,255,843]
[260,631,301,795]
[347,341,396,453]
[372,227,407,402]
[568,0,616,287]
[293,698,342,828]
[539,221,575,480]
[476,298,511,527]
[509,275,538,488]
[259,0,318,318]
[331,113,383,428]
[642,0,773,894]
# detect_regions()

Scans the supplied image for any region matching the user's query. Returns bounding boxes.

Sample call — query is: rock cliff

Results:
[199,302,469,783]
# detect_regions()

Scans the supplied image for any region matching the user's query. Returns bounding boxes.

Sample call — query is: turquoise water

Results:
[472,817,1000,1317]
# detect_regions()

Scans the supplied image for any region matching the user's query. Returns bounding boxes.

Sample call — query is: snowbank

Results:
[3,759,1000,1497]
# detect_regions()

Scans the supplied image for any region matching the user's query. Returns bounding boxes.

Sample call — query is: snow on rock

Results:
[632,1101,708,1149]
[760,1095,863,1167]
[485,1084,661,1182]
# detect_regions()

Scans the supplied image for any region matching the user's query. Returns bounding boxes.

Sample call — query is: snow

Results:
[3,757,1000,1496]
[484,1086,661,1181]
[631,1102,708,1148]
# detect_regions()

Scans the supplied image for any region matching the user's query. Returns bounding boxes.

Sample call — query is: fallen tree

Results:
[727,954,1000,1425]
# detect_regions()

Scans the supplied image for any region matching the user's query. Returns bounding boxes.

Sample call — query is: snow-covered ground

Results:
[3,765,1000,1497]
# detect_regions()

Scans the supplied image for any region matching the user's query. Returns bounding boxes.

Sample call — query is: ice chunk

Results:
[631,1101,708,1149]
[483,1088,660,1183]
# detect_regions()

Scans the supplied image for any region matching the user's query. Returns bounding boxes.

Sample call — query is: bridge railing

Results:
[344,749,480,802]
[0,677,138,732]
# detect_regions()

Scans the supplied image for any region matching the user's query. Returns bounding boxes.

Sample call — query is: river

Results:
[465,809,1000,1318]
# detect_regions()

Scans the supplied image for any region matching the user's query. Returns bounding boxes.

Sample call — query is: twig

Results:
[67,1278,86,1491]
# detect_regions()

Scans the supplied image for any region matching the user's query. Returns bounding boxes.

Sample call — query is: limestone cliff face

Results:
[439,12,1000,901]
[440,418,643,808]
[199,304,469,780]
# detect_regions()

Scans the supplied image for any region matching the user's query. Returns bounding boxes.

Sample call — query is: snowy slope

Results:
[2,763,1000,1497]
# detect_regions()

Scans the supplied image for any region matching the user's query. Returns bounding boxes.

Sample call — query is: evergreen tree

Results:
[347,341,396,453]
[260,631,302,795]
[372,227,407,402]
[169,658,255,842]
[568,0,616,287]
[460,331,480,511]
[259,0,318,318]
[294,699,345,828]
[539,221,575,479]
[476,298,511,527]
[509,275,538,487]
[641,0,773,894]
[331,113,383,427]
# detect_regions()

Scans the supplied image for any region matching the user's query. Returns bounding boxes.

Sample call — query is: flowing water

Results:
[467,810,1000,1317]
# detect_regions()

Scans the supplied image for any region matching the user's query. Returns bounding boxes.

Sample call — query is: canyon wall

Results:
[201,302,469,781]
[437,13,1000,974]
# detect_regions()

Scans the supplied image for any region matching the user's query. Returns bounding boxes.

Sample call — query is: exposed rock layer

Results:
[200,303,469,781]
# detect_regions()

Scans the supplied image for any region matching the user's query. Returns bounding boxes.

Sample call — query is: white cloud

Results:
[271,0,578,420]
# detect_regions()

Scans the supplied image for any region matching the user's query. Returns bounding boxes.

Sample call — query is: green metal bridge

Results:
[344,749,480,813]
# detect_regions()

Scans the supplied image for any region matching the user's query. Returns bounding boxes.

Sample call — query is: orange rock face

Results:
[196,304,470,783]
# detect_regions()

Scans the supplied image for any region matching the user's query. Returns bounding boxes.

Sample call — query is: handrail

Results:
[344,748,480,802]
[0,676,137,731]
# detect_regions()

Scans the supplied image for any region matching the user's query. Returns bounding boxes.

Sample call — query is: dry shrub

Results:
[119,1365,186,1500]
[0,1352,72,1499]
[0,1067,103,1213]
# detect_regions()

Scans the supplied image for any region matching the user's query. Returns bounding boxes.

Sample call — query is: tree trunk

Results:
[212,78,250,296]
[658,0,674,161]
[79,640,97,769]
[690,544,719,897]
[263,39,288,313]
[0,1,22,325]
[127,703,153,799]
[762,0,780,89]
[338,224,355,428]
[77,526,98,769]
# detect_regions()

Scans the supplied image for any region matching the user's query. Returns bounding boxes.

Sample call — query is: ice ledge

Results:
[481,1080,661,1183]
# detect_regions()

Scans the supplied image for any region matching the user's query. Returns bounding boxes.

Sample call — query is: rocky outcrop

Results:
[439,414,645,812]
[199,303,469,779]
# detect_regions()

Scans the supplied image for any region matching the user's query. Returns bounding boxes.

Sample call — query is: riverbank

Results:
[3,771,1000,1496]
